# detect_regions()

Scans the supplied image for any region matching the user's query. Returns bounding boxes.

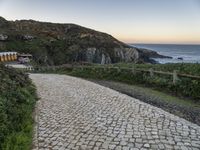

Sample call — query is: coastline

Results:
[131,44,200,64]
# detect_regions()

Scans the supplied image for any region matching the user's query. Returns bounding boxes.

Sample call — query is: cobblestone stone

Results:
[30,74,200,149]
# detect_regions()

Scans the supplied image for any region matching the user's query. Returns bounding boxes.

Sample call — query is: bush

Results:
[43,63,200,100]
[35,63,200,100]
[0,64,37,150]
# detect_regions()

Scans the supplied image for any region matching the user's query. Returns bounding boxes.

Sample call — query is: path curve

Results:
[30,74,200,150]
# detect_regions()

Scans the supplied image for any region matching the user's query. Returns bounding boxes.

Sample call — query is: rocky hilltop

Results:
[0,16,168,65]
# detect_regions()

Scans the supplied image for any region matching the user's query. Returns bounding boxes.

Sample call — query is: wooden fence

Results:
[32,65,200,84]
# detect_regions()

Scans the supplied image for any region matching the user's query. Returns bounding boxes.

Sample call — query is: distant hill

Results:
[0,16,166,65]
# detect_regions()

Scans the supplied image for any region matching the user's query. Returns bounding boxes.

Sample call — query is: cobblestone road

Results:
[30,74,200,150]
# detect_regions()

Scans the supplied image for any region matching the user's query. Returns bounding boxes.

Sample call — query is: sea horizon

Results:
[130,43,200,64]
[129,43,200,46]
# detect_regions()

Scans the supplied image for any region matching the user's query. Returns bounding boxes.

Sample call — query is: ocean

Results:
[131,44,200,64]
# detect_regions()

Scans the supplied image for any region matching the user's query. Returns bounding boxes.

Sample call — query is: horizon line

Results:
[128,43,200,45]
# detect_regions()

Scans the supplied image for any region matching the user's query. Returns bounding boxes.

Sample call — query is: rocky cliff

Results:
[0,16,167,65]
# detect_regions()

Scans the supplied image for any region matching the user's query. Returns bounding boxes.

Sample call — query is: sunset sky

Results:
[0,0,200,44]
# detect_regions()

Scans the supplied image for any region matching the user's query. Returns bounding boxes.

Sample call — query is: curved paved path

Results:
[30,74,200,150]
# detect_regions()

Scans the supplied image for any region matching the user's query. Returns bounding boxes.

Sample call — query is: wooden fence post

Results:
[173,70,178,84]
[108,67,111,73]
[132,66,135,75]
[149,68,154,77]
[52,66,55,71]
[117,67,121,73]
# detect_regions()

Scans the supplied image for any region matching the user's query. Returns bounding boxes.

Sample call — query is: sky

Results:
[0,0,200,44]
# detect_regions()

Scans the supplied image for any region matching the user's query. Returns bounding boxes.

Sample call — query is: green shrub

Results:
[35,63,200,100]
[45,63,200,100]
[0,64,37,150]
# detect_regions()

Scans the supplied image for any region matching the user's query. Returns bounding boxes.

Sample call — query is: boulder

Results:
[23,35,35,40]
[0,34,8,41]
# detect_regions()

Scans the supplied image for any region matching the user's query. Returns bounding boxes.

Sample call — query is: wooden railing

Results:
[6,65,34,72]
[31,65,200,84]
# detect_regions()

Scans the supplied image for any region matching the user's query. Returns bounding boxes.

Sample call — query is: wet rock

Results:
[178,57,183,60]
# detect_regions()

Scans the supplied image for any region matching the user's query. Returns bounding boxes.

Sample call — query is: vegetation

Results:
[37,63,200,100]
[0,64,37,150]
[106,63,200,76]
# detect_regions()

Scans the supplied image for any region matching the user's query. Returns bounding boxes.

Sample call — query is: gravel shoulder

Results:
[30,74,200,150]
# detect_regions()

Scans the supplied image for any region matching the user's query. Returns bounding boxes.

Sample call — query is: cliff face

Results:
[0,17,161,65]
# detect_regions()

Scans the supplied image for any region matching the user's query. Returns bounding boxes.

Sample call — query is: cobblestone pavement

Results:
[30,74,200,150]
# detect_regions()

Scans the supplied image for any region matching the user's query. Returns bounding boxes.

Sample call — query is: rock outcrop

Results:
[22,35,35,40]
[0,16,168,65]
[0,34,8,41]
[137,48,172,59]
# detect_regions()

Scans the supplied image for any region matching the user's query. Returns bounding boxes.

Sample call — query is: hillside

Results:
[0,17,167,65]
